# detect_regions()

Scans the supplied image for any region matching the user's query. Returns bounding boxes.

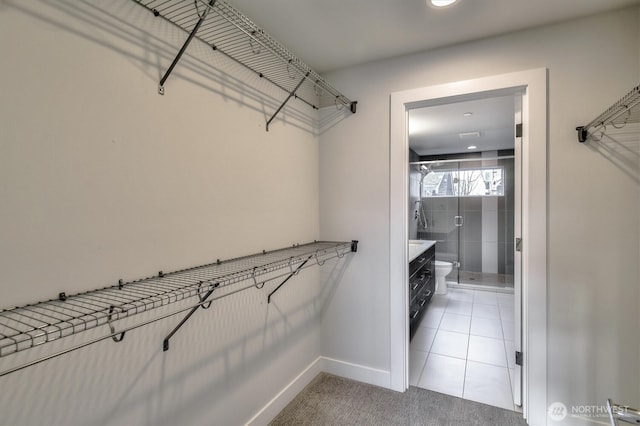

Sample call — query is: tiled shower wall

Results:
[498,157,514,275]
[417,155,514,276]
[409,149,421,241]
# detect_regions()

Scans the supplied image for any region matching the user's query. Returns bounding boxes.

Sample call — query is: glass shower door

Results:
[454,156,514,288]
[422,157,514,288]
[421,161,460,284]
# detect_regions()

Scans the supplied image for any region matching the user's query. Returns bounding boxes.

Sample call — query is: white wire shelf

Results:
[133,0,357,130]
[577,85,640,143]
[0,240,357,374]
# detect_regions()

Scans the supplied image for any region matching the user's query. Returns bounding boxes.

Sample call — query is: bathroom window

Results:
[422,167,504,197]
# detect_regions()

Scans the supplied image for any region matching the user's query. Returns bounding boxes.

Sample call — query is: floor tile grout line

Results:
[412,288,518,412]
[500,314,517,409]
[461,325,471,399]
[494,295,516,409]
[416,348,430,386]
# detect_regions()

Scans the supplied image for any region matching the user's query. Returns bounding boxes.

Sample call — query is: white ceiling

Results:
[229,0,639,73]
[227,0,638,157]
[408,95,516,156]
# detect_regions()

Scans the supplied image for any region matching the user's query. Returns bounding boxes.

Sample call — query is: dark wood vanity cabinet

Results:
[409,245,435,340]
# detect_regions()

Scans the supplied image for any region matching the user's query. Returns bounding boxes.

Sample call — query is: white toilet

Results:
[434,260,453,295]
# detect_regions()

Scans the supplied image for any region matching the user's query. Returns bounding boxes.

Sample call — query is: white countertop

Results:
[409,240,436,263]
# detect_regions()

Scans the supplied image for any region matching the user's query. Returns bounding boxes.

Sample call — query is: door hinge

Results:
[515,351,523,366]
[515,238,522,252]
[516,123,523,138]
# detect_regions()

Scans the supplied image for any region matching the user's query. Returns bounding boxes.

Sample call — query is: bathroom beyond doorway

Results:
[390,69,548,424]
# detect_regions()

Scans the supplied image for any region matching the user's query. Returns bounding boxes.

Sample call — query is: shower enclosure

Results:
[412,154,515,290]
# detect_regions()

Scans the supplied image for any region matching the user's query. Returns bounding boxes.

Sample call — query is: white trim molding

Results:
[320,356,391,388]
[389,68,548,426]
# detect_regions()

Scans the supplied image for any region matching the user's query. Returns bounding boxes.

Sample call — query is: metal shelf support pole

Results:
[163,284,217,351]
[157,0,216,95]
[267,255,312,303]
[266,72,310,131]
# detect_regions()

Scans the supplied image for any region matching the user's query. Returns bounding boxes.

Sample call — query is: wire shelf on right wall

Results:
[576,84,640,183]
[576,85,640,143]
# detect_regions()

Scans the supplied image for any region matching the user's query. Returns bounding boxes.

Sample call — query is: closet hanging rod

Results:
[576,85,640,142]
[410,155,515,166]
[0,241,358,376]
[134,0,357,128]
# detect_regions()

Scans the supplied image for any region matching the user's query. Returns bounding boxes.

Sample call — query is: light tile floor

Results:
[410,287,520,411]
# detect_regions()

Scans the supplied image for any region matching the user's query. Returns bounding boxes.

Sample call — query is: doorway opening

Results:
[389,69,548,426]
[407,93,522,411]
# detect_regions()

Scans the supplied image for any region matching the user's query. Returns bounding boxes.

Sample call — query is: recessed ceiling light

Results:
[463,112,473,117]
[467,145,477,150]
[430,0,457,7]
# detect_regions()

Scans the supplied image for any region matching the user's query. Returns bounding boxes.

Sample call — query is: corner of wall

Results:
[246,358,324,426]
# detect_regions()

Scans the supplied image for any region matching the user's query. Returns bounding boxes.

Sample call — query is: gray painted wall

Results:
[0,2,324,425]
[0,2,637,425]
[320,6,639,424]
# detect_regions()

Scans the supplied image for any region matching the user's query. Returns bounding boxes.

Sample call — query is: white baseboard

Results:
[320,356,391,389]
[246,356,392,426]
[245,357,324,426]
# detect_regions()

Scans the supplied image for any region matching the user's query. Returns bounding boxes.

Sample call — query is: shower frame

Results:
[410,155,515,289]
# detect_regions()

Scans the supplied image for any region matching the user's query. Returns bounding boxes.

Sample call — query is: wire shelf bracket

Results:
[0,240,358,376]
[137,0,357,130]
[267,255,312,304]
[576,85,640,143]
[162,282,217,352]
[157,0,217,96]
[266,72,308,132]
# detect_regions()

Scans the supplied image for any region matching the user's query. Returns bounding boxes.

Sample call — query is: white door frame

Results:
[389,69,547,425]
[513,93,524,406]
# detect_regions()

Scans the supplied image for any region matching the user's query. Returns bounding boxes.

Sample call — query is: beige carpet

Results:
[270,373,527,426]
